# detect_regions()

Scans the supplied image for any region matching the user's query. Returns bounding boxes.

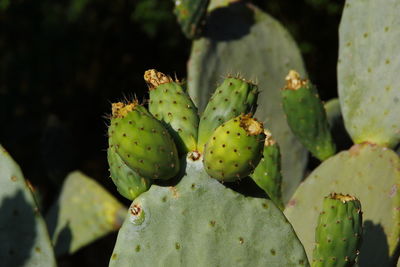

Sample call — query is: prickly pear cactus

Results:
[46,171,127,255]
[284,144,400,266]
[109,158,309,267]
[281,70,336,161]
[173,0,210,39]
[145,69,199,154]
[312,193,363,267]
[338,0,400,148]
[0,145,57,267]
[197,76,259,153]
[108,147,152,201]
[250,130,284,210]
[324,98,341,129]
[203,114,265,181]
[109,101,180,179]
[188,1,308,202]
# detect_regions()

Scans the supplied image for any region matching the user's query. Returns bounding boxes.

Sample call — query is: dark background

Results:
[0,0,344,265]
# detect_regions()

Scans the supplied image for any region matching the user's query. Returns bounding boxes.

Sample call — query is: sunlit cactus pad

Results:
[109,158,309,267]
[285,143,400,266]
[46,171,127,255]
[338,0,400,148]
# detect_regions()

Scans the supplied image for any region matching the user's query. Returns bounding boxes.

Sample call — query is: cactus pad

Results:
[46,171,127,255]
[284,144,400,266]
[188,1,307,202]
[338,0,400,148]
[0,145,56,267]
[109,158,309,267]
[203,114,265,181]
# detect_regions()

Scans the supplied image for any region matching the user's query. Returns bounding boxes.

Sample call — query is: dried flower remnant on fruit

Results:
[329,192,357,203]
[144,69,174,90]
[284,70,308,90]
[112,102,137,118]
[239,115,263,136]
[264,130,276,146]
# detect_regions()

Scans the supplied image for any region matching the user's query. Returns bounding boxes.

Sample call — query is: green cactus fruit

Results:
[144,69,199,154]
[338,0,400,148]
[197,76,259,153]
[46,171,126,256]
[109,157,309,267]
[284,143,400,266]
[281,70,336,161]
[203,114,265,182]
[107,147,151,201]
[188,1,308,203]
[0,145,57,267]
[173,0,210,39]
[312,193,363,267]
[108,101,180,180]
[250,130,284,210]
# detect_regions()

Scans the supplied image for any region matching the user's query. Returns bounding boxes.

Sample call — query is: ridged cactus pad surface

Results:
[338,0,400,148]
[110,158,309,267]
[188,1,307,202]
[0,145,56,267]
[284,144,400,266]
[46,171,127,255]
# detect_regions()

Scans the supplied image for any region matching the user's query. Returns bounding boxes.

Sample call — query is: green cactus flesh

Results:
[0,145,57,267]
[281,70,336,161]
[197,76,258,153]
[107,147,151,201]
[324,98,341,129]
[173,0,210,39]
[188,1,308,202]
[109,102,180,180]
[338,0,400,148]
[109,157,309,267]
[250,130,284,210]
[203,114,265,181]
[45,171,126,256]
[145,69,199,154]
[284,143,400,266]
[312,193,363,267]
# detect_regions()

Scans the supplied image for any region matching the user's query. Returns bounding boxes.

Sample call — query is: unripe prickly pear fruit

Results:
[144,69,199,154]
[173,0,209,39]
[312,193,363,267]
[107,146,151,201]
[108,101,179,180]
[250,130,284,210]
[198,76,259,153]
[203,114,265,182]
[281,70,336,161]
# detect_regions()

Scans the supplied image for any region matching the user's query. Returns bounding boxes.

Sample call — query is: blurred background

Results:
[0,0,343,265]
